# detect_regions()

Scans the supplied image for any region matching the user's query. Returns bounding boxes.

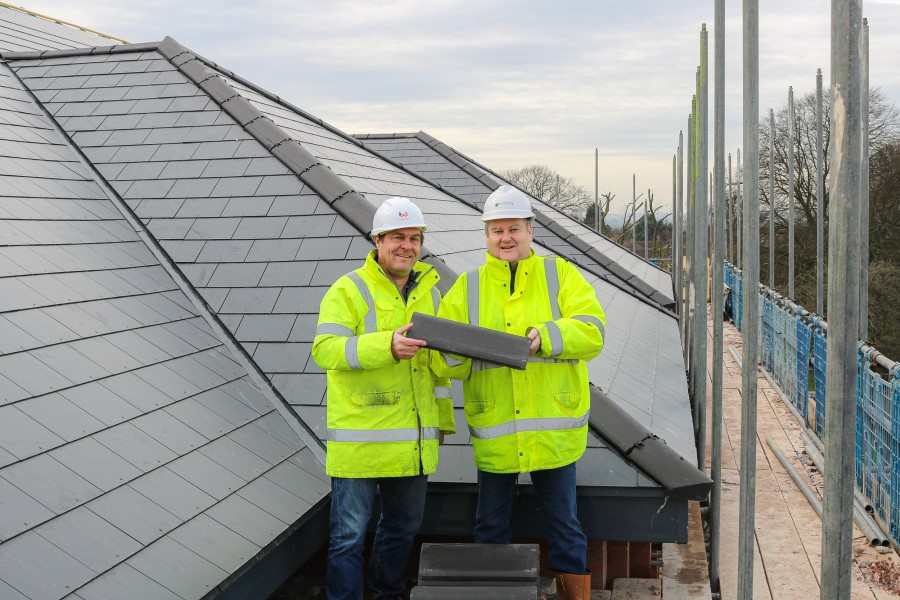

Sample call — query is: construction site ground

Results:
[710,315,900,599]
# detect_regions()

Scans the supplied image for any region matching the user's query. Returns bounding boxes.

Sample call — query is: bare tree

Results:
[583,191,615,234]
[500,164,592,220]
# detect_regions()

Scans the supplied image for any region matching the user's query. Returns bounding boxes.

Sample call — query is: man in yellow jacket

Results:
[312,197,454,600]
[433,186,605,600]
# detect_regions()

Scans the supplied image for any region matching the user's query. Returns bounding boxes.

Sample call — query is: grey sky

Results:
[22,0,900,216]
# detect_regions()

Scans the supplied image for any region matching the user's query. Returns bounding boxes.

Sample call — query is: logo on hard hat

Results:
[495,201,513,207]
[398,211,409,219]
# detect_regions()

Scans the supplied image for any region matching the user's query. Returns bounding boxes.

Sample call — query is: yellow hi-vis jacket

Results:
[312,250,455,478]
[433,251,605,474]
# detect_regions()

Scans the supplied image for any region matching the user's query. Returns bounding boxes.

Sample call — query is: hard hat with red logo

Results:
[370,197,427,238]
[481,185,535,221]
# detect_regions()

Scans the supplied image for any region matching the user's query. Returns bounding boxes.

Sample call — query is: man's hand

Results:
[527,328,541,355]
[392,323,426,360]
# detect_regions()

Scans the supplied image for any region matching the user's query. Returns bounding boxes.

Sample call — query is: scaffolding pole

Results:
[789,86,796,298]
[817,68,825,317]
[686,112,694,364]
[728,153,733,263]
[821,1,862,597]
[710,0,725,590]
[860,18,869,340]
[738,1,760,598]
[769,108,775,289]
[737,147,743,269]
[673,131,684,318]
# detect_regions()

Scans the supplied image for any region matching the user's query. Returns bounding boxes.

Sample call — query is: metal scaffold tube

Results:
[728,153,733,263]
[769,108,775,289]
[686,112,694,363]
[676,137,684,319]
[817,68,825,317]
[738,1,760,598]
[710,0,725,590]
[694,25,708,472]
[860,18,870,341]
[822,0,863,597]
[737,147,743,269]
[788,86,796,298]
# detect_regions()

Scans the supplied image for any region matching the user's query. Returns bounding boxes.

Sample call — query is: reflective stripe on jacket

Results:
[312,250,454,478]
[434,251,605,474]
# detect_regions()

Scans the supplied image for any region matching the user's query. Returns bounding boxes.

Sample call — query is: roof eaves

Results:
[590,385,710,500]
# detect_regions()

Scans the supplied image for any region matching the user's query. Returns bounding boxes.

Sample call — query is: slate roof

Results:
[0,12,703,594]
[356,131,675,308]
[0,11,329,600]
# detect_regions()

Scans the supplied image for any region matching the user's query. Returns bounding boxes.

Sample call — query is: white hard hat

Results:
[371,197,427,238]
[481,185,535,221]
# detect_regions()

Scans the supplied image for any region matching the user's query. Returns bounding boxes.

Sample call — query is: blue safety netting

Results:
[856,356,899,537]
[795,316,812,419]
[814,327,828,437]
[724,259,899,546]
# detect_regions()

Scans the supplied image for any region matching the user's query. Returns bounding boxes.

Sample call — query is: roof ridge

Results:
[3,49,327,465]
[158,38,464,287]
[590,385,710,499]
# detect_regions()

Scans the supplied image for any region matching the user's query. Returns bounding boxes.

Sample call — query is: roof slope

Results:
[0,4,122,52]
[0,52,328,600]
[4,39,663,488]
[357,132,675,307]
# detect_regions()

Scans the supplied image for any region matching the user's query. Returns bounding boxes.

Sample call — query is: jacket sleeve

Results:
[429,273,473,381]
[311,277,397,371]
[532,259,605,361]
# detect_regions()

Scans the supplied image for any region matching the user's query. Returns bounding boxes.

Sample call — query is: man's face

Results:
[485,218,533,264]
[375,227,423,283]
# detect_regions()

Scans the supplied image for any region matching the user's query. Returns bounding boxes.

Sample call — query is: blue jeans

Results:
[327,475,427,600]
[474,462,587,574]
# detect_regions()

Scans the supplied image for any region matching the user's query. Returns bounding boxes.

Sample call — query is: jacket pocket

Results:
[350,391,401,408]
[553,391,581,410]
[465,398,494,417]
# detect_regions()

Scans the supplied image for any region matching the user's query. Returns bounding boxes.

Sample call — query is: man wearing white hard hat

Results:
[312,197,455,600]
[434,185,606,599]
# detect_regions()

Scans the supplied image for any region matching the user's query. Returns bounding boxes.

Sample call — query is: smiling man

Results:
[434,185,606,600]
[312,197,454,600]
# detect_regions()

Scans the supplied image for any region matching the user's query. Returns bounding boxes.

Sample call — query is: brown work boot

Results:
[555,572,591,600]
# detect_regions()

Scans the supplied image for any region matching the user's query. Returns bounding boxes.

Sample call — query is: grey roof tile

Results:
[206,262,266,287]
[245,238,302,262]
[236,474,312,523]
[128,467,216,521]
[1,452,100,513]
[204,493,287,547]
[183,216,240,239]
[168,512,259,573]
[49,436,142,491]
[271,285,326,313]
[74,564,182,600]
[126,536,227,599]
[199,436,269,482]
[252,342,310,373]
[0,405,65,458]
[220,287,281,314]
[0,476,55,540]
[93,422,178,472]
[296,237,351,260]
[195,239,252,263]
[163,397,234,440]
[232,216,287,239]
[271,373,325,406]
[59,381,142,426]
[35,506,142,573]
[166,448,244,501]
[0,531,94,599]
[16,393,105,442]
[86,485,180,546]
[132,410,208,455]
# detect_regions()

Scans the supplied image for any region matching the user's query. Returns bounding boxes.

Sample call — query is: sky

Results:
[19,0,900,216]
